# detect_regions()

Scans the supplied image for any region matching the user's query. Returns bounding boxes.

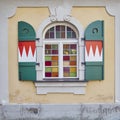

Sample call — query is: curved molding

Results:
[106,1,120,16]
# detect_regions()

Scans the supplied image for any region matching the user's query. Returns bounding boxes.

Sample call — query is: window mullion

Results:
[59,42,63,78]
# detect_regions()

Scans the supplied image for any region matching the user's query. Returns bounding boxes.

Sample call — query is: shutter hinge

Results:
[81,37,85,40]
[36,38,40,41]
[36,63,40,66]
[81,62,86,65]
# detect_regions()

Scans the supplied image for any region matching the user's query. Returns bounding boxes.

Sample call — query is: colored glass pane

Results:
[52,56,58,60]
[45,45,51,49]
[67,31,71,38]
[52,72,58,77]
[45,61,51,66]
[52,50,58,54]
[52,61,58,66]
[52,67,58,72]
[45,67,52,72]
[50,32,54,38]
[70,49,77,54]
[70,56,76,61]
[45,50,51,54]
[70,67,76,72]
[63,67,70,72]
[52,45,58,49]
[64,72,69,77]
[50,27,54,31]
[70,44,76,49]
[45,32,49,38]
[63,44,69,49]
[45,56,51,61]
[63,50,69,55]
[63,61,69,66]
[63,56,70,60]
[70,72,76,77]
[61,32,65,38]
[56,31,60,38]
[61,26,65,31]
[45,72,51,77]
[70,61,76,66]
[56,26,60,31]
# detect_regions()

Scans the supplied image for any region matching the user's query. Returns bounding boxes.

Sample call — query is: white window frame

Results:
[35,18,86,94]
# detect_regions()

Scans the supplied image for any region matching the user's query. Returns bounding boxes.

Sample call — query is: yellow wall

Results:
[8,7,115,103]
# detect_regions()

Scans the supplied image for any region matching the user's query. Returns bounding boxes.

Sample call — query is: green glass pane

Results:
[45,56,51,61]
[70,49,77,54]
[70,72,77,77]
[67,31,71,38]
[45,67,52,72]
[52,44,58,49]
[50,27,54,31]
[56,31,60,38]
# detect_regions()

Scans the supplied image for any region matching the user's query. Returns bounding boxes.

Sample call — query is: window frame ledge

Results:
[35,81,87,95]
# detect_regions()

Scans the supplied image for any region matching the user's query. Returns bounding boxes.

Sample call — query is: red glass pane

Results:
[52,50,58,54]
[70,44,76,49]
[45,45,51,49]
[63,56,70,60]
[45,72,51,77]
[52,72,58,77]
[45,61,51,66]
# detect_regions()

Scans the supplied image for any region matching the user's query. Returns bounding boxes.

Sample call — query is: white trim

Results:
[35,82,87,94]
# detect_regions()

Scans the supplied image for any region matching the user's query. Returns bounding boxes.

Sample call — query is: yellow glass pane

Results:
[52,67,58,72]
[63,61,69,66]
[70,67,77,72]
[70,56,76,61]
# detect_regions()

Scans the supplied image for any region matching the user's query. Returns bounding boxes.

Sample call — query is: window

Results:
[18,20,104,94]
[43,24,78,80]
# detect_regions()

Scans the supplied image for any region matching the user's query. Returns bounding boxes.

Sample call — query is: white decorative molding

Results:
[35,82,87,94]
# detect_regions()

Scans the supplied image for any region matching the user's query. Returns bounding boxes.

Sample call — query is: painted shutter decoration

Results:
[18,21,36,81]
[84,20,104,80]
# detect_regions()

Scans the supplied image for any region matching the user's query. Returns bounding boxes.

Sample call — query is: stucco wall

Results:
[8,7,115,103]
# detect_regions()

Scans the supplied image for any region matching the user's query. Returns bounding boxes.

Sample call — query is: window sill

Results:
[35,81,87,94]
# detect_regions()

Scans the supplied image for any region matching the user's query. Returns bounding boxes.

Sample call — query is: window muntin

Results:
[45,25,76,39]
[44,24,78,79]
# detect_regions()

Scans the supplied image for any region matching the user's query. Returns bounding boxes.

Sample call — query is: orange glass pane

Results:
[64,72,69,77]
[52,61,58,66]
[70,61,76,66]
[70,56,76,61]
[52,56,58,60]
[52,72,58,77]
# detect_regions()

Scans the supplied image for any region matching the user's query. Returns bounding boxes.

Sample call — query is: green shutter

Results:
[18,21,36,41]
[84,20,104,81]
[18,21,36,81]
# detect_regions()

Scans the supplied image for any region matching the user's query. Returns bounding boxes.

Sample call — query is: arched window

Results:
[43,23,79,79]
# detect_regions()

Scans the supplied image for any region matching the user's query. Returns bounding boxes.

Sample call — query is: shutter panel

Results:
[18,21,36,81]
[84,20,104,81]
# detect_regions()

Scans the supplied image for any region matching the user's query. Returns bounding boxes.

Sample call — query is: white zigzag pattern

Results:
[18,46,36,62]
[85,46,103,62]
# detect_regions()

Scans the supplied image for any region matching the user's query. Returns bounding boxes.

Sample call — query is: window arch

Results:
[43,23,79,79]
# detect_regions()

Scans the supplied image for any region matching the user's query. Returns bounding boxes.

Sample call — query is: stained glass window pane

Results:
[63,44,77,77]
[45,44,59,77]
